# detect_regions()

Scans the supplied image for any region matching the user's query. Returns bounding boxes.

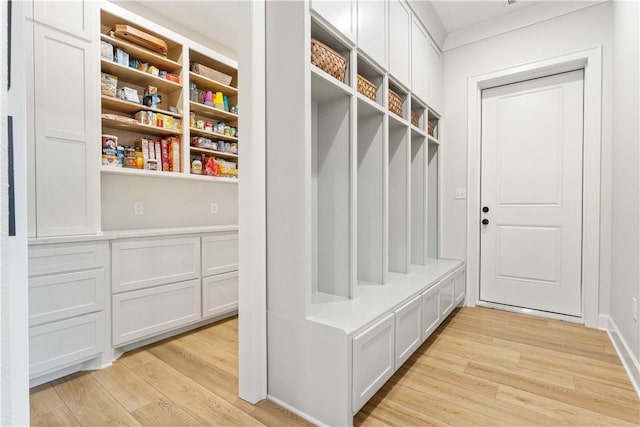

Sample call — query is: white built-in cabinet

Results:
[28,1,100,237]
[357,0,387,68]
[428,37,443,114]
[266,2,458,425]
[388,0,411,88]
[411,16,429,103]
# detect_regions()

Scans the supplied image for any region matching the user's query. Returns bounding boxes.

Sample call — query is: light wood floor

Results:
[31,308,639,426]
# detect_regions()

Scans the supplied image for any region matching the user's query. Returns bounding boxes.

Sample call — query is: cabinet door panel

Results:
[353,313,395,413]
[29,312,104,378]
[410,18,428,103]
[422,284,440,340]
[202,232,238,276]
[358,0,387,68]
[112,279,201,346]
[394,295,421,367]
[311,0,355,41]
[440,275,454,317]
[29,242,104,276]
[33,26,99,237]
[33,0,95,40]
[202,271,239,319]
[112,237,201,293]
[428,39,442,113]
[29,269,105,326]
[388,0,410,87]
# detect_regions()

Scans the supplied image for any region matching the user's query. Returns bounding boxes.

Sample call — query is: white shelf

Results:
[428,135,440,145]
[101,166,238,183]
[411,125,427,138]
[357,93,384,118]
[388,112,410,129]
[307,259,464,335]
[311,66,353,102]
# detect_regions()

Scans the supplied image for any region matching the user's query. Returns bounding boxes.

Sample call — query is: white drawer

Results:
[111,237,200,293]
[29,269,105,326]
[439,274,455,317]
[112,279,201,346]
[352,313,395,413]
[29,242,105,276]
[422,284,440,340]
[394,295,422,368]
[202,232,238,277]
[202,271,238,319]
[29,312,105,378]
[454,267,466,303]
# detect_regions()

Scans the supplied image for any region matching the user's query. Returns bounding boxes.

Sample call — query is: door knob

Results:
[482,219,489,225]
[482,206,489,213]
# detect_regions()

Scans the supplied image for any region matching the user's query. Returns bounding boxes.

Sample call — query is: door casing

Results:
[465,46,603,328]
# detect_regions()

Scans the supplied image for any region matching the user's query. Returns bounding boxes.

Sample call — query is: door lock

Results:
[482,219,489,225]
[482,206,489,213]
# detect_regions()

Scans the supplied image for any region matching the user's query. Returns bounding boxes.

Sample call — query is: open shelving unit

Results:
[99,7,239,181]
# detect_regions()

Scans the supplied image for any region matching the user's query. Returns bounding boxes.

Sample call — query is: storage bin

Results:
[388,89,403,117]
[411,111,419,127]
[311,38,347,83]
[190,62,233,86]
[428,121,435,137]
[357,75,377,101]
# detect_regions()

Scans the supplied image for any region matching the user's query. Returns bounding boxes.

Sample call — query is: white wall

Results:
[441,2,613,315]
[610,0,639,364]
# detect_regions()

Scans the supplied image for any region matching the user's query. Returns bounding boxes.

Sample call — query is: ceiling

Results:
[430,0,542,33]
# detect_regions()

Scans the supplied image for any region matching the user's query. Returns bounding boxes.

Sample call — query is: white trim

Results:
[476,301,582,324]
[237,0,267,403]
[607,316,640,398]
[597,314,610,331]
[443,1,606,52]
[267,395,328,427]
[466,46,603,328]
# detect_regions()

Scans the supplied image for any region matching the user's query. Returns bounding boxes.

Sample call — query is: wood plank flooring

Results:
[31,308,639,426]
[356,307,639,427]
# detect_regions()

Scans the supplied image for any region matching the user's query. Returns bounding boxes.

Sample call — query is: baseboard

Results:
[597,313,610,330]
[606,315,640,398]
[267,394,329,427]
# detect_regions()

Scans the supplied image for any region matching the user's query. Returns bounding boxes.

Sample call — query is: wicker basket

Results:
[411,111,419,127]
[191,62,233,86]
[311,38,347,83]
[428,121,435,137]
[388,89,403,117]
[357,75,377,101]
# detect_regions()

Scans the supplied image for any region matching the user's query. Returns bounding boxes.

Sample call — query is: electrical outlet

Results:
[632,297,638,322]
[134,202,144,216]
[455,188,467,200]
[210,203,218,214]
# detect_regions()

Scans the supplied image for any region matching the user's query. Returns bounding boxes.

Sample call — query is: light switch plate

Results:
[455,188,467,200]
[632,298,638,321]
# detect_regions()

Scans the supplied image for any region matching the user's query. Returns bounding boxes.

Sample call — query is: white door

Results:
[480,70,584,317]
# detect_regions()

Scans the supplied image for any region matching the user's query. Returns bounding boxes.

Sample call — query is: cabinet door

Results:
[439,275,454,317]
[111,237,201,294]
[202,232,239,277]
[202,271,238,319]
[112,279,201,346]
[311,0,355,41]
[388,0,410,87]
[454,268,466,304]
[427,38,442,113]
[410,17,429,103]
[352,313,395,413]
[33,25,100,237]
[394,295,421,367]
[29,269,105,326]
[28,242,104,277]
[422,284,440,340]
[29,312,104,378]
[33,0,95,40]
[358,0,387,68]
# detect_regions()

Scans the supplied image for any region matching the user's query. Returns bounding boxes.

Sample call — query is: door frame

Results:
[465,46,603,327]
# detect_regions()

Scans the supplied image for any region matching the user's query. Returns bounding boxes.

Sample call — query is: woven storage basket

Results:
[191,62,233,86]
[311,38,347,83]
[357,75,377,101]
[388,89,403,117]
[428,121,435,137]
[411,111,419,127]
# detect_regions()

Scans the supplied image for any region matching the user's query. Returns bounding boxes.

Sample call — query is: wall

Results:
[101,175,238,230]
[610,0,639,368]
[441,2,613,315]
